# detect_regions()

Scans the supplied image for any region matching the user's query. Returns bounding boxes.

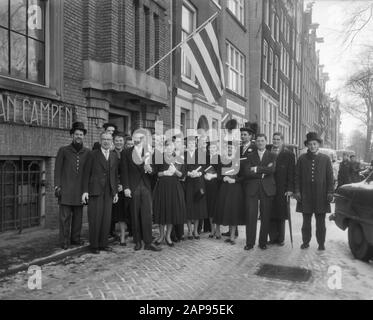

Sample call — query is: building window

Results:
[264,0,269,26]
[154,13,160,79]
[181,1,196,82]
[0,0,46,84]
[180,109,188,136]
[275,15,280,42]
[135,1,141,69]
[262,40,268,83]
[273,55,278,92]
[261,96,278,140]
[144,6,150,71]
[226,41,245,96]
[268,48,273,88]
[271,7,275,39]
[228,0,245,25]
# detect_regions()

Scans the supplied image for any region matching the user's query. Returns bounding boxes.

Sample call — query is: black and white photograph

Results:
[0,0,373,305]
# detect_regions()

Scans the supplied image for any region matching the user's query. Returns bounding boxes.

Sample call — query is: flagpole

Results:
[145,11,219,74]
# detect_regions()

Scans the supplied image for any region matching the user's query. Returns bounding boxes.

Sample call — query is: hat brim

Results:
[304,138,322,146]
[70,128,87,135]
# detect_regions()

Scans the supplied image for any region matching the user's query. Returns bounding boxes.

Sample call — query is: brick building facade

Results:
[0,0,171,232]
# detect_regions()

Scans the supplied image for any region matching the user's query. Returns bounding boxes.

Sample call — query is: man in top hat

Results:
[295,132,334,251]
[55,122,90,250]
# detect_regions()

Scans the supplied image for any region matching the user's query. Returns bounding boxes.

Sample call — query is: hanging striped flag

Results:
[181,20,225,105]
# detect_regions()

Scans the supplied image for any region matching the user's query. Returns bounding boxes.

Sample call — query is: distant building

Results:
[172,0,250,138]
[0,0,171,232]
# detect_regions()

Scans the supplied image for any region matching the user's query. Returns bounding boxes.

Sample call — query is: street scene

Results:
[1,202,373,300]
[1,0,373,302]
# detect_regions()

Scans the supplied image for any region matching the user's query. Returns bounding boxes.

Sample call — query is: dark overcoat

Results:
[337,160,351,187]
[241,150,277,197]
[272,148,295,220]
[295,151,334,214]
[120,147,153,192]
[54,144,90,206]
[82,150,119,197]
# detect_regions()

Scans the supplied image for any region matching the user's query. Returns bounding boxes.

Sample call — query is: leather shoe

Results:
[244,245,254,251]
[99,247,113,252]
[165,239,175,247]
[259,244,267,250]
[90,248,100,254]
[300,243,310,250]
[277,242,285,247]
[71,240,85,246]
[144,244,162,251]
[134,242,142,251]
[318,244,325,251]
[61,244,69,250]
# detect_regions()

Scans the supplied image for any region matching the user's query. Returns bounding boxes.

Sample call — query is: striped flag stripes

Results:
[181,20,225,105]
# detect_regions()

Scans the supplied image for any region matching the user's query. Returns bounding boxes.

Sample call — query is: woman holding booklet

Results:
[213,144,245,245]
[153,140,186,247]
[204,140,221,239]
[184,136,208,240]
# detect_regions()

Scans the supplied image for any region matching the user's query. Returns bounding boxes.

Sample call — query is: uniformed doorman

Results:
[55,122,90,250]
[295,132,334,251]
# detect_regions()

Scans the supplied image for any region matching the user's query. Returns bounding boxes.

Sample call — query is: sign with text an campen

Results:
[0,92,74,130]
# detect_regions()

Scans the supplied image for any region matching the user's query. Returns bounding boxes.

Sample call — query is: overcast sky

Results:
[305,0,373,141]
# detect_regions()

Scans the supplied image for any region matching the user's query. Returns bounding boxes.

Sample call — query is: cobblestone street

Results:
[1,202,372,300]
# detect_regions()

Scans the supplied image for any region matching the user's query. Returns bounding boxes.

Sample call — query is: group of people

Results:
[55,121,335,254]
[337,154,373,188]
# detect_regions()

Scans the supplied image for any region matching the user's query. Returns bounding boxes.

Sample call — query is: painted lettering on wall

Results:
[0,93,73,129]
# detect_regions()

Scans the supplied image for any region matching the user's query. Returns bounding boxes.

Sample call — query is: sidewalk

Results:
[0,224,90,278]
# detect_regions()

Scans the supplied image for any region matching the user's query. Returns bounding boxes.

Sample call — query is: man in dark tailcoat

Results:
[82,132,119,254]
[120,129,161,252]
[268,132,295,246]
[55,122,90,250]
[242,134,277,251]
[295,132,334,251]
[337,153,351,188]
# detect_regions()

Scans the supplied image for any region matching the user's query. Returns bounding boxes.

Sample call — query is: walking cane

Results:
[287,195,294,249]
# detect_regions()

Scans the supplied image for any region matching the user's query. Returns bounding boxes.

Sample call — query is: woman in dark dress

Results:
[214,144,244,245]
[112,133,130,246]
[204,141,221,239]
[153,140,186,247]
[185,137,208,240]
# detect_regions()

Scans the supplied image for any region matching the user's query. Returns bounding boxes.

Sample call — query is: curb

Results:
[0,245,91,279]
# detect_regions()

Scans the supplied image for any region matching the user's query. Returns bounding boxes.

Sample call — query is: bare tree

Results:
[346,129,367,161]
[342,2,373,49]
[344,52,373,161]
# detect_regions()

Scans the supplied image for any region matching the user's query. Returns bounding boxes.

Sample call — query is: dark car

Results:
[332,172,373,262]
